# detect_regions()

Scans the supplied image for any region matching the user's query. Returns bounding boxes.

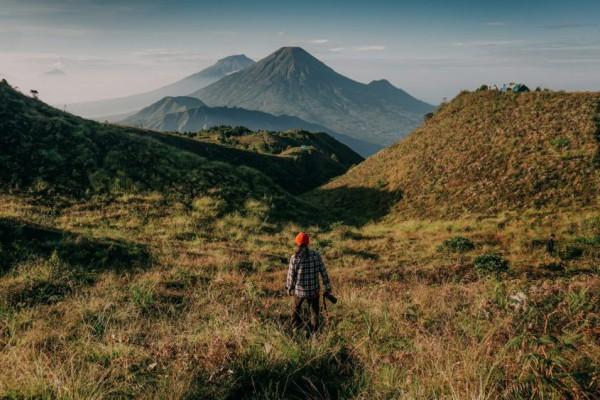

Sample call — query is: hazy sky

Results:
[1,0,599,104]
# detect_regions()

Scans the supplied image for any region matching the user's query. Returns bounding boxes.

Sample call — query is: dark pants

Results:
[292,294,320,333]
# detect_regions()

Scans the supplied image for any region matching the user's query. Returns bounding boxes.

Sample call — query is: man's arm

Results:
[318,253,332,293]
[286,255,298,294]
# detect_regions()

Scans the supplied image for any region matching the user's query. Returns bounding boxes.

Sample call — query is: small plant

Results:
[438,236,475,254]
[130,282,155,312]
[560,245,584,260]
[474,253,509,275]
[541,262,563,272]
[551,137,570,150]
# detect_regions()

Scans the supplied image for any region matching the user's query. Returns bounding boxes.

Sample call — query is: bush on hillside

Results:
[438,236,475,254]
[474,253,509,275]
[560,245,584,261]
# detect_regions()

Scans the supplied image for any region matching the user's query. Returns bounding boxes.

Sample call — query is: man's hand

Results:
[287,288,294,296]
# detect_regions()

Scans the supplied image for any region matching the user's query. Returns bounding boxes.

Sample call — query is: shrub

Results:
[130,282,155,312]
[438,236,475,254]
[551,137,570,150]
[560,245,584,260]
[474,253,509,274]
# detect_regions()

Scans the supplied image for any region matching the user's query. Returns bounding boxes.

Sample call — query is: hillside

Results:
[135,126,363,194]
[0,80,359,198]
[1,79,598,399]
[191,47,434,154]
[312,90,600,221]
[64,55,255,118]
[122,96,380,155]
[0,79,306,219]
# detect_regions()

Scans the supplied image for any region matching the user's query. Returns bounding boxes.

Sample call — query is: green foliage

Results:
[214,341,364,399]
[130,282,156,312]
[0,81,308,224]
[550,136,570,149]
[438,236,475,253]
[559,245,584,260]
[474,253,509,275]
[506,332,596,399]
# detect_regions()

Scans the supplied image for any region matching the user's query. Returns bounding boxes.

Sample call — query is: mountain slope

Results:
[65,55,255,118]
[133,125,363,195]
[190,47,434,153]
[0,79,306,220]
[121,96,381,155]
[0,80,359,198]
[310,90,600,221]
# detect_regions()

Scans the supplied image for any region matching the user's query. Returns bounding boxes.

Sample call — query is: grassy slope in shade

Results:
[132,126,363,195]
[313,90,600,221]
[0,80,306,221]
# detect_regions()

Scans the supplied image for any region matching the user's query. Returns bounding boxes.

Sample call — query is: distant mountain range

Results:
[64,55,255,118]
[121,96,381,155]
[190,47,434,148]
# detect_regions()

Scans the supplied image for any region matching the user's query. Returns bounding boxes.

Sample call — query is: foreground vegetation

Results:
[0,193,598,399]
[0,81,598,398]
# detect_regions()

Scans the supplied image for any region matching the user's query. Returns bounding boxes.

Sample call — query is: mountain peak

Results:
[368,79,394,88]
[276,46,309,55]
[216,54,254,65]
[256,46,336,81]
[271,46,317,64]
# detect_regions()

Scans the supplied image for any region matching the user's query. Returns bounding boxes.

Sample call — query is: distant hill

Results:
[121,96,381,156]
[190,47,434,153]
[185,126,363,164]
[133,125,363,194]
[310,90,600,222]
[64,55,255,118]
[0,80,359,199]
[0,79,307,219]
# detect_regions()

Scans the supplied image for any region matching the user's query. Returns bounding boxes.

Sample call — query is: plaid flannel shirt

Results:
[286,249,331,298]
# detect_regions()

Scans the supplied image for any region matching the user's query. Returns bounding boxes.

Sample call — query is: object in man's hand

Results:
[323,292,338,304]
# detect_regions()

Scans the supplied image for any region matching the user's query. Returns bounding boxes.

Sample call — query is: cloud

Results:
[45,68,66,76]
[309,39,329,44]
[327,45,386,53]
[355,45,386,52]
[132,48,212,63]
[0,22,91,36]
[452,40,522,47]
[483,21,506,27]
[538,23,598,30]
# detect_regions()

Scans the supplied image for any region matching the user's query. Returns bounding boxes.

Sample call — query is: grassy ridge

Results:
[314,90,600,221]
[136,126,363,195]
[0,83,599,399]
[0,79,311,223]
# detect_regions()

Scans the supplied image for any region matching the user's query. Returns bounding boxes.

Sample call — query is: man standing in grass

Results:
[286,232,333,335]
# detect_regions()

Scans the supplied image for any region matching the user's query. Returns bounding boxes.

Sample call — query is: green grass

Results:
[0,81,599,398]
[316,90,600,220]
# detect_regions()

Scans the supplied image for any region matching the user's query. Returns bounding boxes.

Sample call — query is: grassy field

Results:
[1,82,599,399]
[317,90,600,220]
[0,193,598,399]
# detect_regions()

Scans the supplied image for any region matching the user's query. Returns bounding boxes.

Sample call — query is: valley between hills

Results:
[1,54,599,399]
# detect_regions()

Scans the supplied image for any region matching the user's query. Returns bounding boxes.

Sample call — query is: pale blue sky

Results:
[1,0,599,104]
